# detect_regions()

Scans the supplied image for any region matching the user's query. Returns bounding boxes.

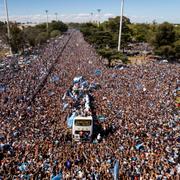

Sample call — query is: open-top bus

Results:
[72,116,93,141]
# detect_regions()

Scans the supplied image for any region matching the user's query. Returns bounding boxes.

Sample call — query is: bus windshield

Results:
[75,120,92,126]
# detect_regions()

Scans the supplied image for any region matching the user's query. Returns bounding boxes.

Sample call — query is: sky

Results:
[0,0,180,24]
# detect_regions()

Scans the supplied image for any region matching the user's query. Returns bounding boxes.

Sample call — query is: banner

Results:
[113,160,119,180]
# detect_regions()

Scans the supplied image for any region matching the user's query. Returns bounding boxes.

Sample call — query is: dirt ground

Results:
[128,55,151,65]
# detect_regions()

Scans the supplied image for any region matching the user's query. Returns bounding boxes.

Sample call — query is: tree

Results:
[155,45,175,59]
[98,48,128,67]
[0,21,8,45]
[35,32,49,45]
[152,22,175,48]
[102,16,132,49]
[36,23,47,32]
[129,23,151,42]
[10,24,25,53]
[175,25,180,37]
[174,40,180,59]
[103,16,131,33]
[92,31,113,49]
[23,21,68,47]
[68,23,82,29]
[49,21,68,33]
[150,22,180,61]
[23,27,41,46]
[50,30,61,38]
[80,17,130,66]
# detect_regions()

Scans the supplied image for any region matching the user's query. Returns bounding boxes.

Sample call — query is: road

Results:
[1,30,180,179]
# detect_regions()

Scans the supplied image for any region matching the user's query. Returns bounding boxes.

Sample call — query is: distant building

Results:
[17,22,37,30]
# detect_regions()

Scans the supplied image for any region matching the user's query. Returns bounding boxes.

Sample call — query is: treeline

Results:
[130,21,180,61]
[81,17,131,65]
[71,17,180,64]
[0,21,68,53]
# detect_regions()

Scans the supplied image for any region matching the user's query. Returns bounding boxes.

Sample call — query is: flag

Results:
[114,160,119,180]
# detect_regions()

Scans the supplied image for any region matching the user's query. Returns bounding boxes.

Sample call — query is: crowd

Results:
[0,30,180,179]
[125,42,153,56]
[0,38,8,51]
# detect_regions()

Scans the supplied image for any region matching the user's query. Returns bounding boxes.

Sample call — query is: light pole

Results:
[90,12,93,23]
[45,10,49,33]
[55,12,58,21]
[118,0,124,52]
[4,0,12,55]
[97,9,101,27]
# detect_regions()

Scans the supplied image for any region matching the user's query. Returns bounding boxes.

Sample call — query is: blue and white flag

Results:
[113,160,119,180]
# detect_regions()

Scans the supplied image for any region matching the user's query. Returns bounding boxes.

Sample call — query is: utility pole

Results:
[118,0,124,52]
[4,0,12,55]
[45,10,49,33]
[55,12,58,21]
[97,9,101,27]
[90,12,93,23]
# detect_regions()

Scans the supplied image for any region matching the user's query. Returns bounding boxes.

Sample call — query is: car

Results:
[114,64,129,70]
[0,63,5,71]
[160,59,168,63]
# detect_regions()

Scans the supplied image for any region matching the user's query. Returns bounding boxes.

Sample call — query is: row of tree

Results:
[0,21,68,53]
[78,17,180,64]
[1,18,179,62]
[80,17,131,65]
[152,22,180,60]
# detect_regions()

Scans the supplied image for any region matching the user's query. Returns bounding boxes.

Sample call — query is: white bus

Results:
[72,116,93,141]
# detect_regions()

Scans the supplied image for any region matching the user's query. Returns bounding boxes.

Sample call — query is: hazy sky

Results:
[0,0,179,23]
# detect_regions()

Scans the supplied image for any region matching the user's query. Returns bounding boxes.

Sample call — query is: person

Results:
[0,30,179,179]
[97,133,101,142]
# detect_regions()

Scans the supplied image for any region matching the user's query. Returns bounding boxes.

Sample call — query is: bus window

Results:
[74,120,91,126]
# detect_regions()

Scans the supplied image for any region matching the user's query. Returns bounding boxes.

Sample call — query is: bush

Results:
[50,30,61,38]
[24,27,41,46]
[155,45,175,59]
[35,32,49,45]
[49,21,68,33]
[174,40,180,59]
[97,48,128,67]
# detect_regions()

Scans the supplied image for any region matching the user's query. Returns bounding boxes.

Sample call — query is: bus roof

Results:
[74,116,93,120]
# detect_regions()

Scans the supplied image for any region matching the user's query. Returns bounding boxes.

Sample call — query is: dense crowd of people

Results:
[0,30,179,179]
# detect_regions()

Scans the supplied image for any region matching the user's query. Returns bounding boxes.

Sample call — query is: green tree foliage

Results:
[98,48,128,66]
[81,23,98,37]
[50,30,61,38]
[103,16,130,33]
[0,21,4,26]
[36,23,47,32]
[129,23,151,42]
[2,21,68,53]
[155,45,175,59]
[23,21,67,47]
[174,25,180,41]
[80,17,131,65]
[92,31,113,49]
[102,16,131,49]
[23,27,41,46]
[35,32,49,45]
[0,22,8,45]
[153,22,175,47]
[174,40,180,59]
[0,20,67,55]
[10,24,25,53]
[49,21,68,33]
[68,23,82,29]
[152,22,179,61]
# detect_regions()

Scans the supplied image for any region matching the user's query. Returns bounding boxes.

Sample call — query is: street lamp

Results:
[118,0,124,52]
[97,9,101,27]
[55,12,58,21]
[90,12,93,23]
[4,0,12,55]
[45,10,49,33]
